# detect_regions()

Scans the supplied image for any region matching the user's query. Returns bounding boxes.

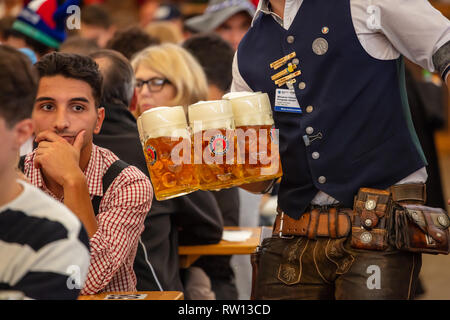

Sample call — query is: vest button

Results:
[298,82,306,90]
[312,152,320,160]
[318,176,326,184]
[292,58,300,65]
[306,105,314,113]
[287,35,295,44]
[306,126,314,135]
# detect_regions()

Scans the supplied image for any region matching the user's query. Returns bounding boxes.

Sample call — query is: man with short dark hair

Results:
[23,52,152,295]
[0,45,90,300]
[183,33,234,100]
[90,49,147,174]
[106,26,160,61]
[59,36,99,56]
[79,4,116,48]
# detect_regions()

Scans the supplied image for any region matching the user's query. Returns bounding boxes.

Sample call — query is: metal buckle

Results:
[278,212,295,239]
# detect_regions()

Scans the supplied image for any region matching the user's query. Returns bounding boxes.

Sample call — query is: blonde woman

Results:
[131,43,208,118]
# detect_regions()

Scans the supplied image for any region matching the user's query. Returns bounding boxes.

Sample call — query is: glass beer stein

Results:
[139,106,199,200]
[188,100,244,190]
[223,92,283,184]
[137,115,145,147]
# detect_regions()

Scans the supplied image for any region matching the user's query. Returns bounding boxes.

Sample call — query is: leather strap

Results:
[389,183,426,204]
[328,207,338,238]
[92,160,129,216]
[273,207,351,238]
[307,209,320,239]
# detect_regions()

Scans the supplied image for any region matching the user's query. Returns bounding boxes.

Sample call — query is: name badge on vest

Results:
[274,88,302,113]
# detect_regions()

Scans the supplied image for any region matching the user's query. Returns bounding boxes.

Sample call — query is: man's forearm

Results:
[63,174,98,238]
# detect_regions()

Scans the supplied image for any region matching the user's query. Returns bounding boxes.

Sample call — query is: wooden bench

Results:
[178,226,262,268]
[78,291,184,300]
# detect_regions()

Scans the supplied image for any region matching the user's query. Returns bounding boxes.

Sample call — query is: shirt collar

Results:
[258,0,270,13]
[252,0,283,27]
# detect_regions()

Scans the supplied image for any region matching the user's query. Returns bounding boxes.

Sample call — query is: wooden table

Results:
[178,227,262,268]
[78,291,184,300]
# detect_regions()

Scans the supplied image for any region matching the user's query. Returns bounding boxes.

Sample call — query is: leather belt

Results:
[273,206,352,239]
[273,183,426,238]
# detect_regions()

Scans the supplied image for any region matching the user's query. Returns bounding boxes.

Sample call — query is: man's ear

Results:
[94,107,105,134]
[129,88,138,113]
[13,119,34,147]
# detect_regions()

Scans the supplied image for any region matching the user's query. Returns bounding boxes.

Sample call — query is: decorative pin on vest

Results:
[271,63,298,81]
[270,52,302,89]
[275,70,301,87]
[270,52,296,70]
[312,38,328,55]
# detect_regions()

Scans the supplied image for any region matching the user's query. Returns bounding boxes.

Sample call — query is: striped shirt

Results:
[0,180,90,299]
[24,144,153,295]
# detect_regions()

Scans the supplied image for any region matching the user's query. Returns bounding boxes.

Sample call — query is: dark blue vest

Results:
[237,0,426,219]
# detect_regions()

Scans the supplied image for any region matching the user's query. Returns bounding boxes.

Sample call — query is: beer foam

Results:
[222,91,262,100]
[141,106,190,139]
[188,100,235,133]
[224,92,273,127]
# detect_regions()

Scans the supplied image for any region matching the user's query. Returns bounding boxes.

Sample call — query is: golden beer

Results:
[236,124,282,182]
[139,106,199,200]
[143,136,198,200]
[224,92,283,184]
[189,100,244,190]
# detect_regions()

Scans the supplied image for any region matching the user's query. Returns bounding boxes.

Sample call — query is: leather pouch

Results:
[351,188,393,251]
[393,205,450,255]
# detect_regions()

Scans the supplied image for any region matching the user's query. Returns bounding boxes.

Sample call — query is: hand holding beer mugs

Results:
[137,93,283,200]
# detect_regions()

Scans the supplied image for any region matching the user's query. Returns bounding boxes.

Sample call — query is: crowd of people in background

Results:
[0,0,447,300]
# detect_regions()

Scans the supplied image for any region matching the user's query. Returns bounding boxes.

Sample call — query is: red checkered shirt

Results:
[24,144,153,295]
